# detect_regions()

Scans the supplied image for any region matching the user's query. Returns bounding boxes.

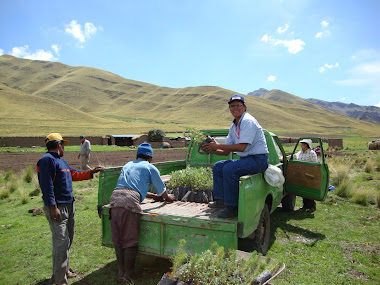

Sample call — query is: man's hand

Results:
[161,191,175,203]
[85,154,89,158]
[50,205,61,222]
[90,166,105,176]
[164,194,175,202]
[77,154,80,159]
[203,137,219,153]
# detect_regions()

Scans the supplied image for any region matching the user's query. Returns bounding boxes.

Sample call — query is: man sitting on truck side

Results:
[203,94,269,218]
[293,139,318,213]
[109,143,174,282]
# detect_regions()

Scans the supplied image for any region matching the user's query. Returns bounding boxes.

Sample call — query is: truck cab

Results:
[98,129,329,256]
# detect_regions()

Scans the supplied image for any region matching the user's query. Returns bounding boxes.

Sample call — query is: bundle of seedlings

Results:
[166,166,214,203]
[158,240,283,285]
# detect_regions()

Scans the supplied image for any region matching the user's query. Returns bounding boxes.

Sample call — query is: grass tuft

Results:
[364,159,374,173]
[4,170,14,181]
[330,164,351,187]
[0,187,10,199]
[23,165,35,183]
[335,178,353,198]
[8,179,18,193]
[350,187,370,206]
[19,188,29,204]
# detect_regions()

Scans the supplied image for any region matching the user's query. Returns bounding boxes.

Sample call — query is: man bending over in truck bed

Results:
[204,94,269,218]
[109,143,174,282]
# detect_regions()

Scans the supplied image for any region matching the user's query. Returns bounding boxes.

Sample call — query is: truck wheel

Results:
[281,194,296,212]
[253,204,270,255]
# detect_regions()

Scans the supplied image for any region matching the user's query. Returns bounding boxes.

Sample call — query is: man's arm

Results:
[70,165,104,181]
[146,191,174,202]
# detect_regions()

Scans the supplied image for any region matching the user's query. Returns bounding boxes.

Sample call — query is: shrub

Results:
[172,240,281,285]
[148,129,165,142]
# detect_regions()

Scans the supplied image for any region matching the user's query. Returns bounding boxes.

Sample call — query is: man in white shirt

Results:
[78,135,91,170]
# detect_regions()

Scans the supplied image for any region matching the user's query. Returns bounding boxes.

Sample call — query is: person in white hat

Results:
[294,139,318,212]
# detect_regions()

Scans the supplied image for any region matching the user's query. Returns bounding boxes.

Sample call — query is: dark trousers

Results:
[213,154,268,206]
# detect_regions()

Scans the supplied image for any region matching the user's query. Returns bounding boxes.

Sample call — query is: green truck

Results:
[98,129,329,257]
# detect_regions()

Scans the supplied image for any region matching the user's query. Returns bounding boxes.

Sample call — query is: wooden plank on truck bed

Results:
[160,174,171,183]
[141,199,232,221]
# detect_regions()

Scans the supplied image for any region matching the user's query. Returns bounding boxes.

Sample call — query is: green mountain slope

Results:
[1,55,379,137]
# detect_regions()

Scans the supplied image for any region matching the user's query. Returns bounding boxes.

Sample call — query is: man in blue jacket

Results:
[37,133,104,285]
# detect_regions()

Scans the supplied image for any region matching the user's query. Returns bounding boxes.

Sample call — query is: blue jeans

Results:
[213,154,268,206]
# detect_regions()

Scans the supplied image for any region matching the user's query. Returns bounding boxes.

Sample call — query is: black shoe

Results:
[217,206,238,218]
[208,200,224,208]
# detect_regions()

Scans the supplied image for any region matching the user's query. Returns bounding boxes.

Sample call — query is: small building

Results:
[108,135,140,146]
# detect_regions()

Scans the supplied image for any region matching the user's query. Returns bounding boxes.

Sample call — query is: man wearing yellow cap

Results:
[37,133,104,285]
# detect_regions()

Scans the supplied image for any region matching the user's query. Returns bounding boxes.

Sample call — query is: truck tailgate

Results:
[101,199,239,258]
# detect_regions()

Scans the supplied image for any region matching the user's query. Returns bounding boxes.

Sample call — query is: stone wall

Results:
[0,136,107,147]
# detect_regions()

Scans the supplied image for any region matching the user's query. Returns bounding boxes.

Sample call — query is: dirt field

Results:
[0,148,187,172]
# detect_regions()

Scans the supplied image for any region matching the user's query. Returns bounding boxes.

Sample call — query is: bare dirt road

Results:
[0,148,187,172]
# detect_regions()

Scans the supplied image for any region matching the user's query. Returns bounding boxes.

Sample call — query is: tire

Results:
[252,204,270,255]
[281,194,296,212]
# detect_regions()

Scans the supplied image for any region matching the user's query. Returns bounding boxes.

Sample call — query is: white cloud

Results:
[261,31,305,54]
[321,20,329,27]
[319,62,339,73]
[277,24,289,34]
[315,30,331,38]
[0,48,3,56]
[261,34,270,42]
[267,75,276,82]
[10,45,57,61]
[51,44,60,56]
[274,39,305,54]
[375,101,380,107]
[65,20,99,45]
[315,20,331,39]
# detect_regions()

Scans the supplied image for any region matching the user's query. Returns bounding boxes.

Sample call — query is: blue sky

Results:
[1,0,379,107]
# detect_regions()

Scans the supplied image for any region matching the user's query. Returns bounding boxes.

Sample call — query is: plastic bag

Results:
[264,165,285,188]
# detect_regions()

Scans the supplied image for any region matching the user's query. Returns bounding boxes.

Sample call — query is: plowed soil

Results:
[0,148,187,172]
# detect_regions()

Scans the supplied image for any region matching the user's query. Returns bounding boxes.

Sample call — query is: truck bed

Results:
[141,199,232,221]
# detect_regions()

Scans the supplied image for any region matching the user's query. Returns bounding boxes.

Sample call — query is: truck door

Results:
[284,138,329,201]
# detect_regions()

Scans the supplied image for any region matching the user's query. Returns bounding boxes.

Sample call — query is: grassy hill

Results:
[1,55,379,137]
